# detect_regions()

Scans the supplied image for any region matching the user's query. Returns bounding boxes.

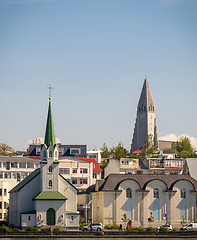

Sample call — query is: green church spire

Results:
[44,100,56,149]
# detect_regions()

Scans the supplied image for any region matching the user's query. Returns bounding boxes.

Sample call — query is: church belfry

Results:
[130,76,158,152]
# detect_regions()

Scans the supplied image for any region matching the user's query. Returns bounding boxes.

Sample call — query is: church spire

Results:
[44,90,56,149]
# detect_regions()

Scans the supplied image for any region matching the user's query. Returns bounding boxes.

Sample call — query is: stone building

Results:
[92,173,197,228]
[131,77,158,152]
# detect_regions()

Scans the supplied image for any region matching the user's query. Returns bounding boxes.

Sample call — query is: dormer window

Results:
[49,151,52,158]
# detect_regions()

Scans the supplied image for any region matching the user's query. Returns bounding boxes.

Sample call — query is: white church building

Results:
[8,98,79,229]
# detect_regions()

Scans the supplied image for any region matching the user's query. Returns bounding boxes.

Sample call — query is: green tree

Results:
[0,143,14,155]
[110,142,128,160]
[172,135,193,158]
[100,143,110,158]
[140,135,156,158]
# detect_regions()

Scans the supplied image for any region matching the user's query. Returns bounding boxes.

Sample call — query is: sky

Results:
[0,0,197,151]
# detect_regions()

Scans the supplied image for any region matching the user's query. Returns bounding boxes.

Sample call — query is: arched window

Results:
[181,189,186,198]
[49,166,52,173]
[49,151,52,157]
[154,188,159,198]
[126,188,132,198]
[49,180,52,187]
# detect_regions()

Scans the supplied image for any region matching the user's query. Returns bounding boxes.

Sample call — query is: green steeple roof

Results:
[44,101,56,148]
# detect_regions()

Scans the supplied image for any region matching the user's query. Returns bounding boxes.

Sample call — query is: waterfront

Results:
[2,238,197,240]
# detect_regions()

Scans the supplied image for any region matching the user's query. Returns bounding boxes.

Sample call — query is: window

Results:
[80,168,88,174]
[59,149,63,156]
[11,162,18,168]
[17,173,21,181]
[49,180,52,187]
[6,162,10,170]
[0,162,1,168]
[181,189,186,198]
[28,216,31,221]
[19,162,26,168]
[4,202,7,209]
[27,162,34,168]
[4,213,6,219]
[49,166,52,173]
[3,162,6,168]
[70,148,81,155]
[0,189,2,196]
[126,188,132,198]
[4,172,11,179]
[0,202,2,209]
[0,172,3,179]
[80,179,87,184]
[49,151,52,157]
[59,168,70,174]
[72,179,77,184]
[0,213,2,219]
[55,151,58,158]
[72,168,77,173]
[36,148,41,155]
[4,189,7,196]
[12,172,17,179]
[93,173,97,178]
[154,188,159,198]
[70,216,74,222]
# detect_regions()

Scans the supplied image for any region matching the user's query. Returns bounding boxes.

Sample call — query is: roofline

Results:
[59,174,78,192]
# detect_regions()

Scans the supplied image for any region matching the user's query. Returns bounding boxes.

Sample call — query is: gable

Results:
[9,168,40,193]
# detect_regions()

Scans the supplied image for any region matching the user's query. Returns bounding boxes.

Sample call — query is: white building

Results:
[87,150,101,164]
[8,98,79,229]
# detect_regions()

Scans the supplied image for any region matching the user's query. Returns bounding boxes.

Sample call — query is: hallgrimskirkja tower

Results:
[130,77,158,152]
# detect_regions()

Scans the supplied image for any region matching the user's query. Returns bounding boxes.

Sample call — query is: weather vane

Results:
[47,84,53,100]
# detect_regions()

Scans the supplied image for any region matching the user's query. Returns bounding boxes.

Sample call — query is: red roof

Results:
[132,149,141,154]
[78,158,102,172]
[27,156,102,172]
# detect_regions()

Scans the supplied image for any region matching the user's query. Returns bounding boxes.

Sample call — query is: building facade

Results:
[131,77,158,152]
[92,174,197,228]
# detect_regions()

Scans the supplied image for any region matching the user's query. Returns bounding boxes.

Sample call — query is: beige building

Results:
[92,174,197,228]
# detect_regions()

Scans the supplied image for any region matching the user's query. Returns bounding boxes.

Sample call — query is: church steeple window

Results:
[49,151,52,158]
[49,166,52,173]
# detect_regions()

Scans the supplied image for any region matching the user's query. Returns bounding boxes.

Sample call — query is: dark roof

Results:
[21,210,36,214]
[98,174,197,191]
[33,191,67,200]
[9,168,40,193]
[85,184,95,193]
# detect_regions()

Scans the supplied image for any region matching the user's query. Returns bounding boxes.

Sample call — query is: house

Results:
[8,98,79,229]
[104,158,140,178]
[92,173,197,228]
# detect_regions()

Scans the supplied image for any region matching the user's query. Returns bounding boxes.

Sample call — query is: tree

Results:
[110,142,128,160]
[100,143,110,158]
[171,135,194,159]
[140,135,156,158]
[0,143,14,155]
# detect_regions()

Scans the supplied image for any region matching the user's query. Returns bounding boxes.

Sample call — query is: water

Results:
[3,238,197,240]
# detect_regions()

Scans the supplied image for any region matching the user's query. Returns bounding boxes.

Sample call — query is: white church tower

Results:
[130,77,158,152]
[40,97,59,192]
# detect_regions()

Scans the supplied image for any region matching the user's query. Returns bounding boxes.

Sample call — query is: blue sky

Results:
[0,0,197,151]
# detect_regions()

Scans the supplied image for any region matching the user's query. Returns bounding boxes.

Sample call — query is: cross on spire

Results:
[47,84,53,100]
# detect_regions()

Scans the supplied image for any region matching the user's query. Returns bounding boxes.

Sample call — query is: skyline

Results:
[0,0,197,151]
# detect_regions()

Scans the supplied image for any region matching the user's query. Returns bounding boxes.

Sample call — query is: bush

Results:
[0,225,13,233]
[13,228,21,232]
[41,227,50,232]
[25,226,37,232]
[159,227,169,232]
[146,226,155,232]
[104,224,120,229]
[53,227,61,232]
[79,223,89,229]
[130,227,144,232]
